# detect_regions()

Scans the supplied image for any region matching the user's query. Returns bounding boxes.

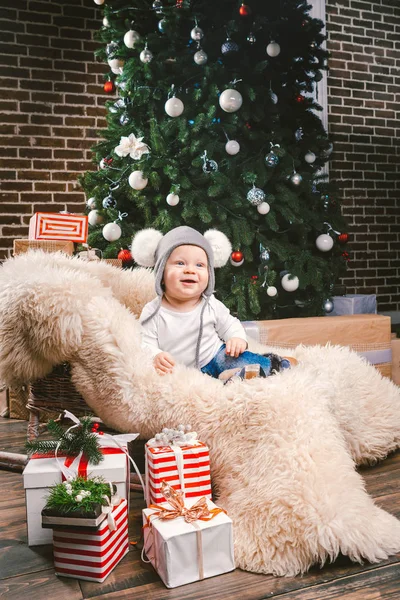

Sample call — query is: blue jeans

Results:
[201,344,290,379]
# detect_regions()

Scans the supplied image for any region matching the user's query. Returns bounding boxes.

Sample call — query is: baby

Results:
[132,226,293,379]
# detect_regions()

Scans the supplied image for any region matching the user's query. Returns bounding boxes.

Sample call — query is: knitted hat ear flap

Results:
[203,229,232,267]
[131,228,163,267]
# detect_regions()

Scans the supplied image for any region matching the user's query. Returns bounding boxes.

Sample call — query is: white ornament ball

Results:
[88,210,103,226]
[123,30,141,49]
[266,41,281,57]
[281,273,300,292]
[316,233,334,252]
[305,151,316,164]
[128,170,148,190]
[140,48,153,63]
[103,16,110,27]
[94,0,104,4]
[86,197,96,209]
[257,202,271,215]
[102,222,122,242]
[225,140,240,155]
[166,193,180,206]
[219,89,243,113]
[75,494,83,502]
[165,97,184,117]
[267,286,278,297]
[194,49,208,65]
[230,257,244,267]
[107,57,124,72]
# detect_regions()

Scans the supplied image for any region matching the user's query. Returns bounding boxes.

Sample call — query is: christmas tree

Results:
[82,0,348,320]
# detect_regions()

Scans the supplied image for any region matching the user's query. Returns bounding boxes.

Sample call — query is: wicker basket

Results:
[27,363,93,440]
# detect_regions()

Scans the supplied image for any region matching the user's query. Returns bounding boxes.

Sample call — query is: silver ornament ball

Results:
[260,250,270,261]
[305,151,316,164]
[190,26,204,41]
[202,159,218,174]
[324,299,334,313]
[140,48,153,63]
[247,186,265,206]
[102,195,117,209]
[152,0,163,14]
[290,172,303,185]
[194,49,208,65]
[265,151,279,167]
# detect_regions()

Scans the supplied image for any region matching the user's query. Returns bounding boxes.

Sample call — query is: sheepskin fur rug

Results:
[1,251,400,576]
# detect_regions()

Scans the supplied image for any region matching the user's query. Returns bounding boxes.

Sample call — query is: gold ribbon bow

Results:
[147,481,225,525]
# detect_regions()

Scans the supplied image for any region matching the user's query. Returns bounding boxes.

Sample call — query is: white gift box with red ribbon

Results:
[23,441,131,546]
[29,212,88,243]
[145,441,212,506]
[142,497,234,588]
[53,498,129,582]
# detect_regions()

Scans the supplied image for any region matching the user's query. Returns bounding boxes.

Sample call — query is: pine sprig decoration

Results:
[26,417,104,465]
[45,476,112,515]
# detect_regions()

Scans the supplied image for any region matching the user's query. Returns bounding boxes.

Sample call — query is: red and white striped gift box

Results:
[52,499,129,582]
[145,442,212,505]
[29,212,88,243]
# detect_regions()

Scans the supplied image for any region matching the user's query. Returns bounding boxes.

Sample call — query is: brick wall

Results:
[0,0,399,311]
[0,0,107,260]
[326,0,400,312]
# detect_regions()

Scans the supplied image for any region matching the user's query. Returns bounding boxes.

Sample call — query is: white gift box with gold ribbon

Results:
[142,489,234,588]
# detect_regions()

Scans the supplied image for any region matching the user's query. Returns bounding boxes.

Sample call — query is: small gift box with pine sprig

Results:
[41,476,119,530]
[23,412,134,546]
[42,476,130,582]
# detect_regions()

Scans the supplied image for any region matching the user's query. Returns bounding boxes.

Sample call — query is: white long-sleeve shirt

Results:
[139,295,247,369]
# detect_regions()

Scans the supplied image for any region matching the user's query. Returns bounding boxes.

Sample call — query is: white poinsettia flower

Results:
[115,133,150,160]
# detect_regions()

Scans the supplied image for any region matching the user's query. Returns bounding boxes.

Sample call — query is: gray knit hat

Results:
[153,226,215,297]
[132,225,232,368]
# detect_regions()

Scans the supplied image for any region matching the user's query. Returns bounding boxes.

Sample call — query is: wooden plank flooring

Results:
[1,417,400,600]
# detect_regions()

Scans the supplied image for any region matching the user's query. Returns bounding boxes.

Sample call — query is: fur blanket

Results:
[1,251,400,576]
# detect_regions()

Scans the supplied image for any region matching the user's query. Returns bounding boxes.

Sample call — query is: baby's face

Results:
[163,245,208,302]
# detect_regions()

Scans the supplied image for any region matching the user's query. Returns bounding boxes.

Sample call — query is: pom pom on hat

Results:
[204,229,232,267]
[131,228,163,267]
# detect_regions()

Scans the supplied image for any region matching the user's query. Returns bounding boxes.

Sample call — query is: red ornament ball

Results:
[118,248,133,264]
[231,251,244,263]
[176,0,183,7]
[295,94,305,103]
[239,3,251,16]
[251,275,258,280]
[103,80,115,93]
[338,233,349,244]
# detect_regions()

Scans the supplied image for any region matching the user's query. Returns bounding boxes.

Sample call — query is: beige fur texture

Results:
[1,251,400,576]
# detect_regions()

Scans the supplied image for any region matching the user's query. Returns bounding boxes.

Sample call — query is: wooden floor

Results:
[1,417,400,600]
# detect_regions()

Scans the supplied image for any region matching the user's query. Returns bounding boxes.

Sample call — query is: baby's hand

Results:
[154,352,175,375]
[225,338,247,358]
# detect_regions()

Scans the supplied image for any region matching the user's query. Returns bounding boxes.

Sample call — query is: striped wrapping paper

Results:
[145,442,212,506]
[29,212,88,243]
[52,499,129,582]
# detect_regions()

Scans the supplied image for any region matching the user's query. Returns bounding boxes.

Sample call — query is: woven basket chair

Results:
[26,363,145,491]
[27,363,93,441]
